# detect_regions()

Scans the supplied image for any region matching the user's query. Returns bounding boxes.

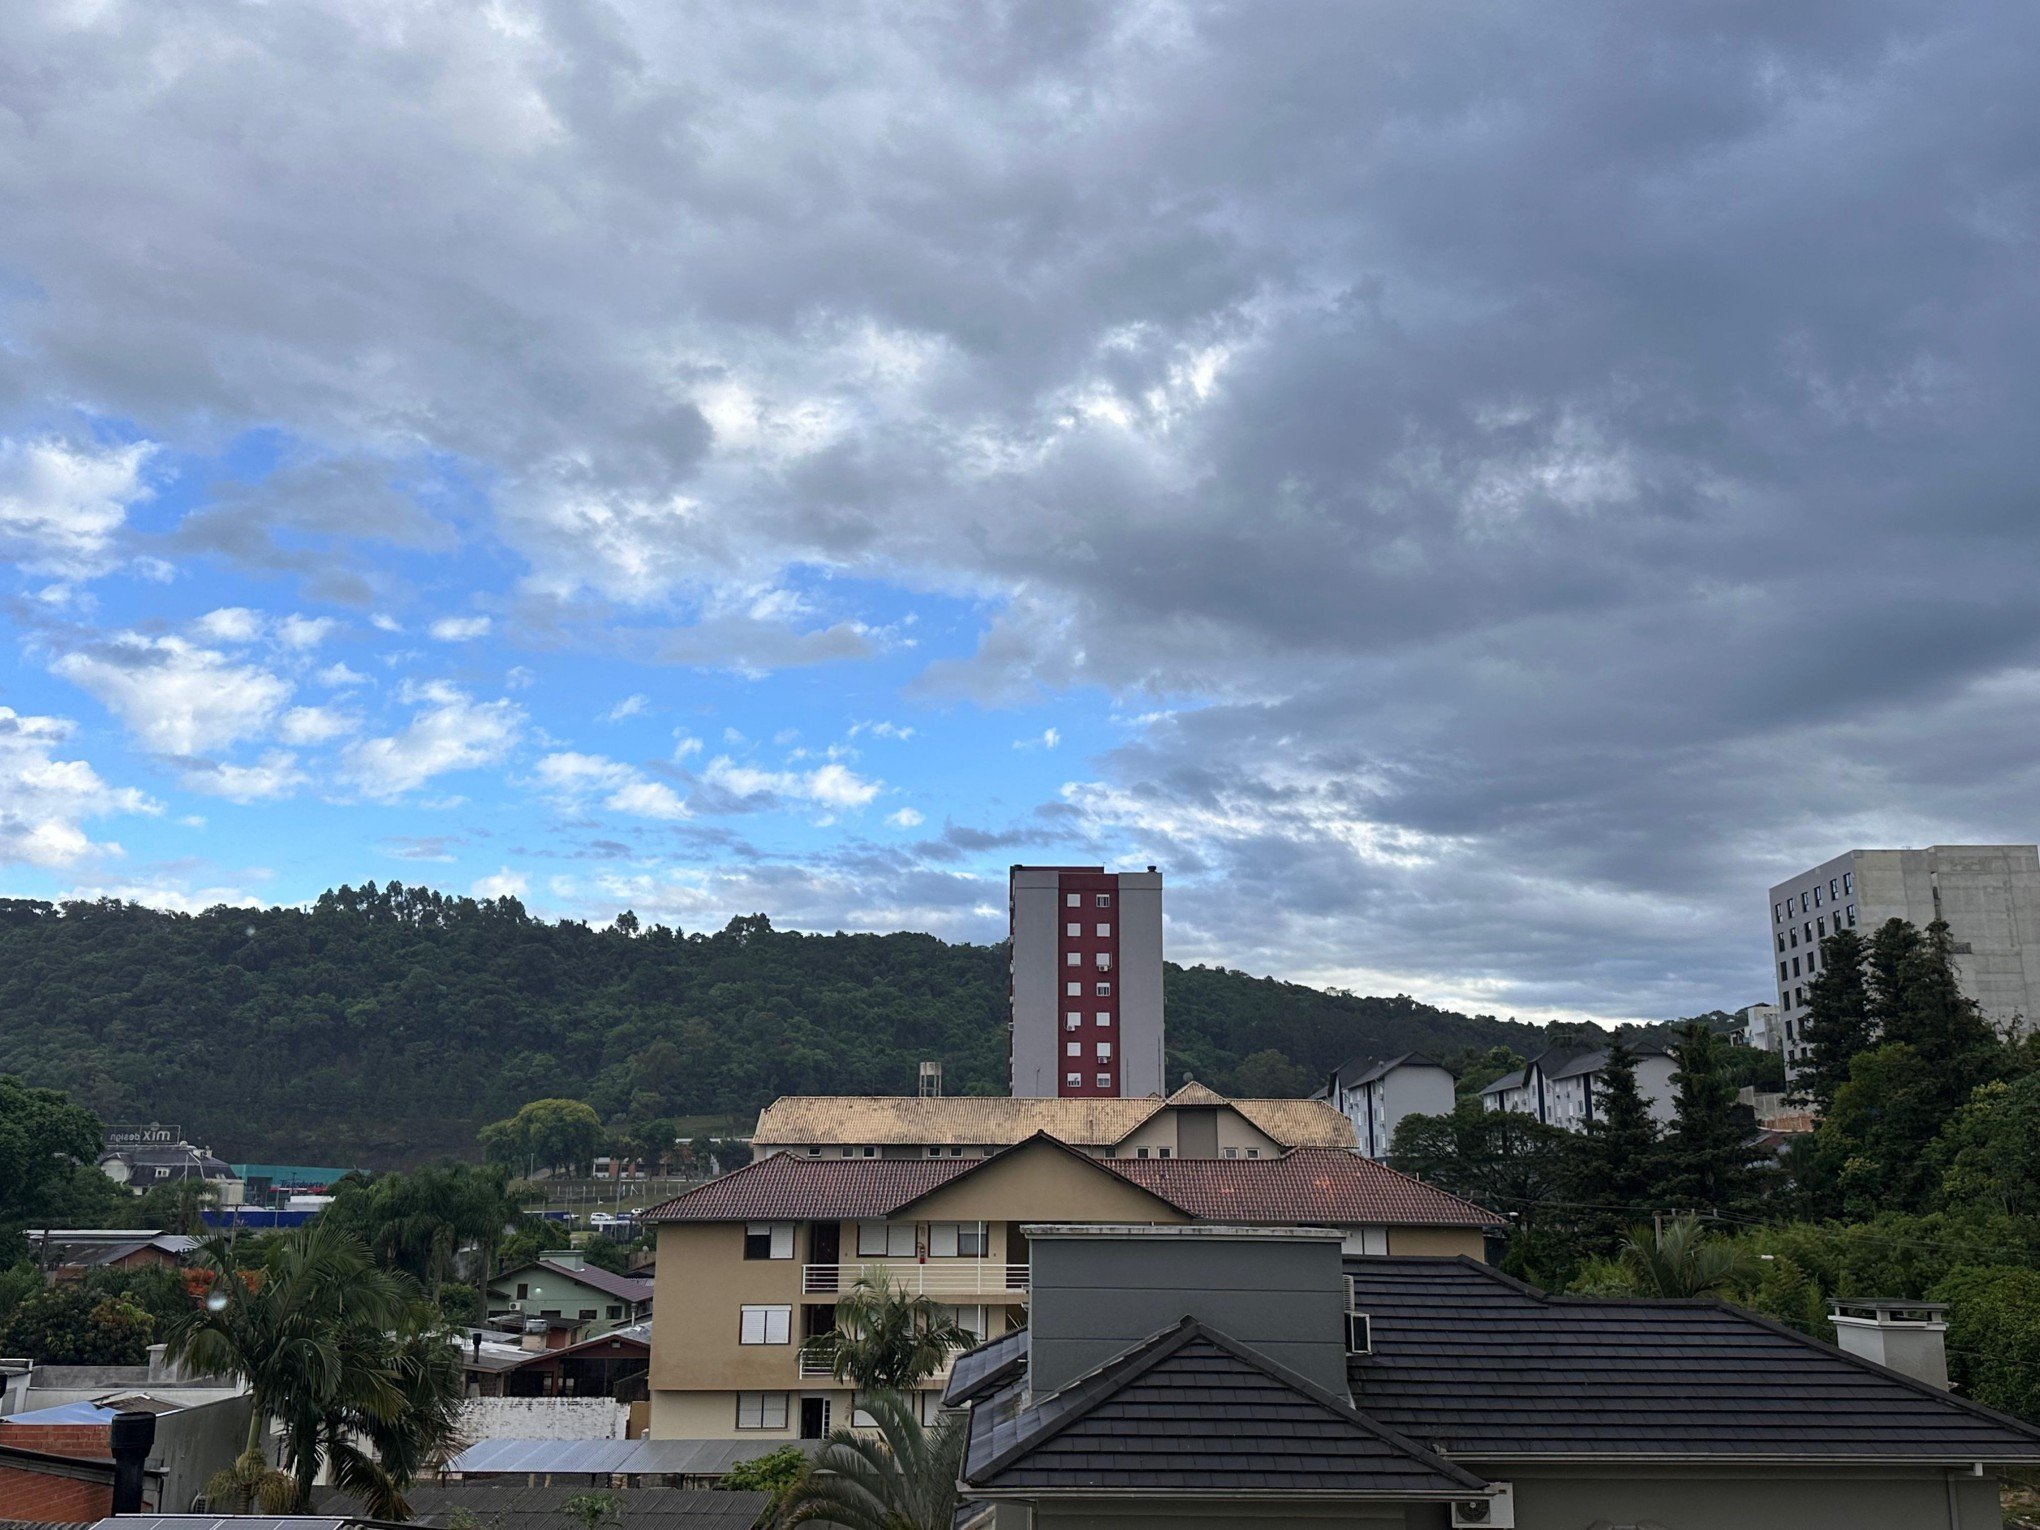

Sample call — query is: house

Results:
[944,1224,2040,1529]
[1321,1053,1456,1159]
[487,1252,653,1337]
[0,1391,252,1519]
[462,1322,652,1400]
[96,1143,244,1205]
[1478,1039,1676,1130]
[749,1081,1355,1161]
[639,1129,1500,1441]
[22,1230,199,1279]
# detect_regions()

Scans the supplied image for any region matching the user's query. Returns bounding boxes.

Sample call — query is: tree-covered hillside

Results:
[0,883,1544,1163]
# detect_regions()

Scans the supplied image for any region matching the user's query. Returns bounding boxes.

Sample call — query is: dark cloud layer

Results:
[3,0,2037,1018]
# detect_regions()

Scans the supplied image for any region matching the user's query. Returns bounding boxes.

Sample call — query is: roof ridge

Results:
[895,1131,1189,1217]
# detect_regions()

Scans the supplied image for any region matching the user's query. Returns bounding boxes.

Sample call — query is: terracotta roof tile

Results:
[641,1155,974,1222]
[1107,1148,1504,1228]
[749,1094,1354,1150]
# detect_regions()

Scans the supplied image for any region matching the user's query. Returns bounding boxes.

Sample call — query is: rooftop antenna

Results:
[918,1061,943,1098]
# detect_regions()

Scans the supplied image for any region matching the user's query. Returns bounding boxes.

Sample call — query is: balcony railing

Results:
[796,1341,973,1380]
[801,1262,1029,1296]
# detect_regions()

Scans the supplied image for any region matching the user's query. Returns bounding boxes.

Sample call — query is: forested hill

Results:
[0,884,1545,1164]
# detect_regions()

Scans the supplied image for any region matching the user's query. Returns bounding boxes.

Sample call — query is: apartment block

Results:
[1769,846,2040,1062]
[1320,1053,1455,1159]
[1008,865,1163,1099]
[1479,1041,1676,1131]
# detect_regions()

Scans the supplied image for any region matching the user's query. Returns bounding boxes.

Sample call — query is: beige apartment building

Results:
[642,1127,1502,1442]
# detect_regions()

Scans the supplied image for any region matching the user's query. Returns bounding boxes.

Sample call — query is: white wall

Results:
[460,1396,629,1440]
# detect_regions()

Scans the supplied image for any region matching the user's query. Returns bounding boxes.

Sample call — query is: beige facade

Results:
[1383,1226,1485,1257]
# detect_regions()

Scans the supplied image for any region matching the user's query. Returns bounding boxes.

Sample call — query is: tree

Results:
[134,1177,219,1237]
[324,1161,535,1295]
[1229,1049,1312,1097]
[1660,1023,1764,1212]
[777,1390,966,1530]
[1796,927,1871,1115]
[0,1284,154,1364]
[1611,1217,1755,1299]
[0,1075,104,1257]
[1933,1075,2040,1218]
[718,1444,809,1506]
[1390,1100,1571,1223]
[1930,1266,2040,1424]
[801,1273,979,1392]
[480,1100,605,1178]
[1567,1036,1661,1254]
[165,1221,467,1514]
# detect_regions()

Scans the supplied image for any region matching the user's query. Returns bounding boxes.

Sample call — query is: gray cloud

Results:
[3,0,2037,1017]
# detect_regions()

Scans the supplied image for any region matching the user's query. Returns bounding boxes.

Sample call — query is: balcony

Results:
[796,1340,978,1381]
[801,1262,1029,1297]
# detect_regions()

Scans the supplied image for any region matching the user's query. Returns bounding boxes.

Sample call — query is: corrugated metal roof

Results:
[447,1438,816,1477]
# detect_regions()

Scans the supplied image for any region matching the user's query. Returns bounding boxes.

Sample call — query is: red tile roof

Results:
[1106,1148,1505,1228]
[642,1155,976,1222]
[646,1142,1503,1229]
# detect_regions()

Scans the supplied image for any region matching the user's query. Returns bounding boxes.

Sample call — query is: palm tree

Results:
[1619,1216,1756,1298]
[166,1221,469,1514]
[777,1391,966,1530]
[800,1273,978,1392]
[204,1446,297,1514]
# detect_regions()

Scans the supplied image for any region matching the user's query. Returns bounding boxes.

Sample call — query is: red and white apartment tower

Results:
[1008,865,1165,1098]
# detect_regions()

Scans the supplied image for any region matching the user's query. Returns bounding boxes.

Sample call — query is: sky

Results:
[2,1,2038,1027]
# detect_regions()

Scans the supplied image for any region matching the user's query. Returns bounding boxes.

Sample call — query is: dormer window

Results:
[1345,1276,1371,1353]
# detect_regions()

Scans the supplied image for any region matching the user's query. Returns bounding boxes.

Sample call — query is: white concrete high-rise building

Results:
[1009,865,1164,1099]
[1768,846,2040,1063]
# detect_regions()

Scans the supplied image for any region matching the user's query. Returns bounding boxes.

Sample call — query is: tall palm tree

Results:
[166,1221,468,1514]
[777,1390,966,1530]
[801,1272,978,1391]
[1619,1216,1756,1299]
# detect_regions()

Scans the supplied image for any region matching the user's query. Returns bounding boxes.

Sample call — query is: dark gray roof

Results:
[1343,1257,2040,1462]
[446,1438,814,1478]
[944,1326,1029,1406]
[962,1317,1487,1498]
[492,1260,653,1304]
[1332,1052,1449,1088]
[323,1484,768,1530]
[1478,1069,1526,1096]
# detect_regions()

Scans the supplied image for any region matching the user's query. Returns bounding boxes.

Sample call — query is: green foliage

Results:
[1661,1022,1767,1212]
[718,1444,810,1502]
[1567,1036,1661,1255]
[776,1390,964,1530]
[1447,1046,1524,1100]
[480,1100,605,1177]
[1934,1075,2040,1218]
[1390,1101,1572,1225]
[0,1283,154,1364]
[322,1161,535,1292]
[0,1073,106,1258]
[1611,1217,1755,1298]
[133,1177,220,1236]
[1227,1048,1314,1097]
[0,891,1542,1162]
[561,1492,624,1530]
[1929,1266,2040,1423]
[802,1272,979,1390]
[438,1282,483,1326]
[1797,927,1872,1114]
[579,1235,632,1276]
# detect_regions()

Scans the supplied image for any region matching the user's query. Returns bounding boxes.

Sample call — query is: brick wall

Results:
[0,1461,114,1521]
[0,1424,111,1461]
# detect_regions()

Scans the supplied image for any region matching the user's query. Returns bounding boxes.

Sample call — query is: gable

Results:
[901,1136,1190,1224]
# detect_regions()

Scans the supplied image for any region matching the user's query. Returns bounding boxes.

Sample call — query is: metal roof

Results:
[1342,1256,2040,1461]
[962,1317,1488,1498]
[446,1438,817,1478]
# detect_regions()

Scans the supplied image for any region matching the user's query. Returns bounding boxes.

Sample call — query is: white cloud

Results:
[851,720,916,741]
[703,755,882,810]
[278,705,356,745]
[505,665,536,690]
[195,607,264,643]
[429,615,492,641]
[317,662,369,688]
[0,705,158,867]
[1013,727,1061,750]
[887,807,925,828]
[341,681,522,799]
[371,614,404,633]
[276,614,338,649]
[0,436,153,578]
[673,733,704,759]
[533,750,690,820]
[472,868,529,900]
[51,633,292,755]
[601,693,649,722]
[182,750,309,802]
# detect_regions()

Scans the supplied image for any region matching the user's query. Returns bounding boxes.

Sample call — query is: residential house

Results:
[463,1322,652,1400]
[488,1252,653,1337]
[640,1130,1500,1442]
[945,1224,2040,1529]
[1320,1054,1456,1159]
[0,1391,252,1519]
[96,1143,244,1205]
[22,1230,199,1280]
[1478,1039,1676,1130]
[750,1081,1355,1162]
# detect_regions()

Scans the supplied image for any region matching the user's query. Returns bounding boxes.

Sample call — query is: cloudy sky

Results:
[2,1,2036,1025]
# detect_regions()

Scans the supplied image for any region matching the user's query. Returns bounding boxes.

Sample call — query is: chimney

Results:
[545,1249,585,1270]
[1831,1299,1950,1389]
[109,1410,156,1514]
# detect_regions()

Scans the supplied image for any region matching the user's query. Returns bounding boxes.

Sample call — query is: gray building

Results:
[946,1224,2040,1529]
[1323,1054,1456,1159]
[1769,845,2040,1064]
[1478,1040,1676,1132]
[1008,865,1164,1100]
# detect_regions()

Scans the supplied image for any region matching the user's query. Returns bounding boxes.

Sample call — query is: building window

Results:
[1830,877,1840,898]
[736,1392,788,1429]
[806,1146,821,1156]
[1096,923,1111,937]
[1345,1277,1372,1353]
[515,1283,529,1299]
[1791,957,1800,977]
[1096,981,1112,997]
[1776,934,1784,952]
[1844,871,1853,894]
[1789,929,1797,947]
[1067,981,1081,997]
[1779,962,1787,981]
[863,1145,876,1157]
[1157,1147,1171,1158]
[1066,922,1080,937]
[1247,1148,1259,1158]
[1096,1011,1112,1026]
[1066,892,1081,906]
[1066,1012,1082,1030]
[1813,886,1822,907]
[1796,987,1805,1006]
[607,1304,623,1319]
[1066,1072,1082,1088]
[1066,1041,1081,1057]
[1847,903,1857,925]
[1096,893,1112,908]
[1095,1073,1112,1088]
[579,1308,598,1321]
[1223,1146,1238,1158]
[1774,902,1782,922]
[1136,1147,1150,1158]
[1067,951,1081,967]
[740,1306,792,1345]
[856,1222,917,1258]
[1805,922,1814,943]
[1817,916,1826,937]
[1095,952,1112,970]
[929,1222,988,1257]
[1097,1042,1113,1060]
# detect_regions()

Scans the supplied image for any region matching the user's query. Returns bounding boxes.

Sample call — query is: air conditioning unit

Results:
[1451,1484,1515,1528]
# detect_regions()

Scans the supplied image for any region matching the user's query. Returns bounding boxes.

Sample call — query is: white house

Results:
[1479,1041,1677,1132]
